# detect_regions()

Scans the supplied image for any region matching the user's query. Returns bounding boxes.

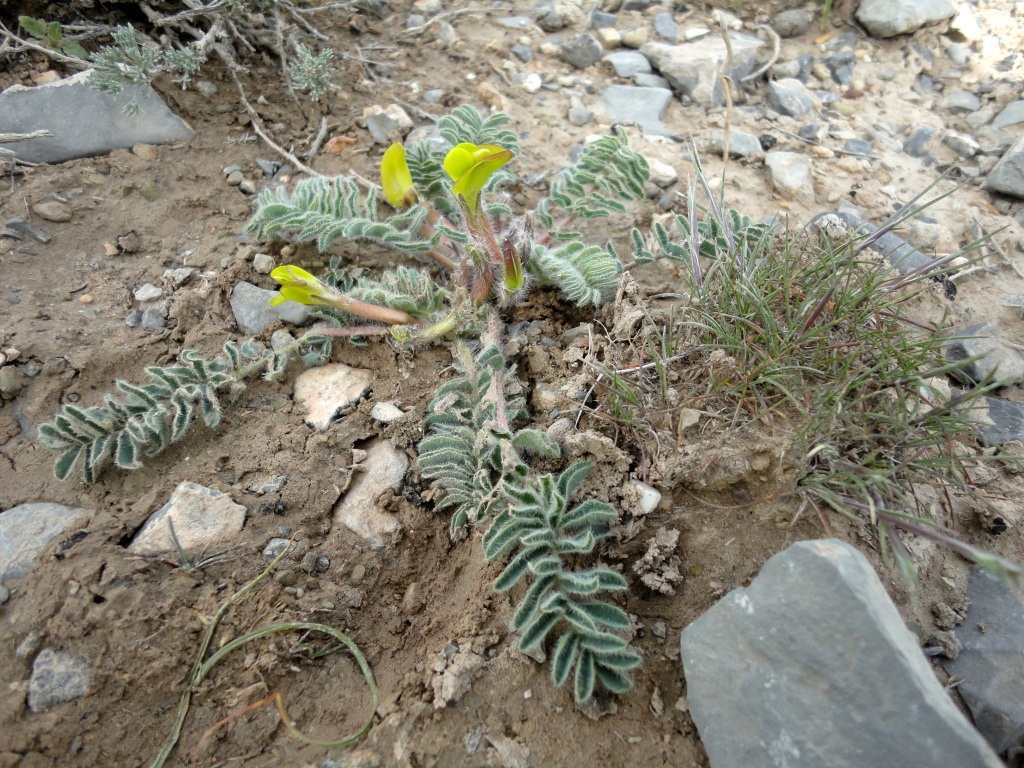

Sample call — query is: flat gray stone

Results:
[836,211,936,275]
[992,101,1024,130]
[28,648,92,712]
[641,34,762,108]
[774,8,814,37]
[938,90,982,114]
[856,0,956,38]
[766,78,820,118]
[32,200,72,222]
[968,396,1024,445]
[230,281,311,335]
[943,568,1024,755]
[606,51,652,78]
[0,502,87,584]
[632,73,670,89]
[294,363,373,431]
[129,482,246,556]
[680,539,1003,768]
[599,85,673,136]
[653,12,678,42]
[333,440,408,548]
[986,133,1024,199]
[0,69,194,164]
[945,322,1024,386]
[704,129,763,158]
[764,151,814,203]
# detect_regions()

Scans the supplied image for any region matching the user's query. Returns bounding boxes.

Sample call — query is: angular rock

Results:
[968,396,1024,446]
[641,34,762,108]
[294,363,373,431]
[942,568,1024,756]
[945,322,1024,386]
[606,50,652,78]
[825,50,857,85]
[0,502,87,584]
[32,200,72,222]
[562,33,604,69]
[704,129,762,158]
[903,125,938,158]
[855,0,957,38]
[944,130,980,158]
[680,539,1003,768]
[985,134,1024,199]
[141,306,167,333]
[133,282,163,302]
[774,8,814,37]
[129,482,246,556]
[28,648,92,712]
[590,10,617,29]
[0,69,194,164]
[598,85,673,137]
[764,151,814,203]
[653,12,678,42]
[766,78,820,118]
[333,440,408,548]
[992,101,1024,130]
[230,281,311,335]
[632,73,670,89]
[938,90,982,114]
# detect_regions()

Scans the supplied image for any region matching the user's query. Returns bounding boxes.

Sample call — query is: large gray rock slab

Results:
[641,34,762,108]
[230,281,312,335]
[945,322,1024,386]
[333,440,408,548]
[0,69,194,164]
[598,85,673,136]
[28,648,92,712]
[680,539,1002,768]
[985,133,1024,199]
[129,482,246,556]
[856,0,957,38]
[943,568,1024,756]
[0,502,88,585]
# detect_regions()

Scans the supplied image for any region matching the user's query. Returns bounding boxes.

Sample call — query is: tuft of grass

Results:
[599,160,1023,586]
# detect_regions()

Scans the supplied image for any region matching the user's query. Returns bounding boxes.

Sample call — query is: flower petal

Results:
[450,147,513,210]
[381,143,417,208]
[443,142,480,182]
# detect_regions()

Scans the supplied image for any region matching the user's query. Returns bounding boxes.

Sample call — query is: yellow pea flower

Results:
[443,142,513,215]
[381,143,418,208]
[269,265,331,306]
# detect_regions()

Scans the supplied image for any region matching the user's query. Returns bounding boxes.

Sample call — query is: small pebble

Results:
[141,307,167,332]
[79,294,93,304]
[134,283,163,302]
[350,563,366,585]
[263,538,298,558]
[252,253,275,274]
[125,309,143,327]
[132,143,157,160]
[226,170,244,186]
[32,200,72,223]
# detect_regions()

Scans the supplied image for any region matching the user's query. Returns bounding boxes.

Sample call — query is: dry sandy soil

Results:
[1,1,1023,766]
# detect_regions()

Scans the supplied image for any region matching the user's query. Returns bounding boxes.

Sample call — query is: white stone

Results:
[641,34,762,108]
[333,440,409,547]
[520,72,543,94]
[855,0,956,38]
[134,283,163,302]
[647,159,679,188]
[129,482,246,556]
[371,401,406,423]
[252,253,275,274]
[384,104,414,134]
[294,364,373,431]
[765,151,815,203]
[630,480,662,514]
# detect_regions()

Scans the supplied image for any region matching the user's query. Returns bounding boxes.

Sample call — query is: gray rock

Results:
[194,80,218,98]
[370,401,405,423]
[28,648,92,712]
[993,101,1024,130]
[130,482,246,556]
[680,539,1004,768]
[703,129,762,158]
[0,69,194,164]
[590,10,617,29]
[641,34,763,108]
[0,366,25,397]
[422,89,444,105]
[293,363,373,431]
[943,130,980,158]
[364,112,399,143]
[32,200,72,222]
[799,123,828,143]
[632,73,670,89]
[942,568,1024,756]
[496,16,532,29]
[903,126,938,158]
[986,134,1024,199]
[562,34,605,69]
[252,252,275,274]
[263,538,298,558]
[0,584,8,603]
[230,281,311,335]
[623,0,657,8]
[598,85,673,137]
[0,502,87,584]
[843,139,873,158]
[133,282,163,302]
[3,217,52,243]
[968,396,1024,446]
[141,306,167,333]
[606,50,652,78]
[248,475,287,494]
[125,308,143,328]
[568,105,594,126]
[510,44,533,63]
[855,0,957,38]
[774,8,814,37]
[764,151,814,203]
[945,322,1024,386]
[938,90,982,114]
[406,13,424,29]
[825,50,856,85]
[653,12,678,42]
[333,440,409,548]
[537,9,566,32]
[836,211,941,275]
[766,78,819,118]
[946,42,970,66]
